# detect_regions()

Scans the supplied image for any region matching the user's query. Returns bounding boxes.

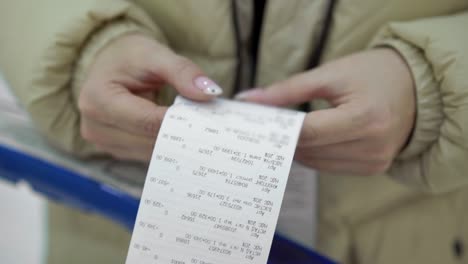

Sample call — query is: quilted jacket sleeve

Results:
[0,0,167,156]
[370,10,468,193]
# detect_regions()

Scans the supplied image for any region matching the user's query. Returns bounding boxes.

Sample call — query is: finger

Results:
[81,117,156,149]
[95,144,152,163]
[93,85,168,137]
[298,140,393,163]
[234,69,334,106]
[153,50,223,100]
[137,91,157,101]
[295,157,389,176]
[298,107,365,147]
[296,139,370,161]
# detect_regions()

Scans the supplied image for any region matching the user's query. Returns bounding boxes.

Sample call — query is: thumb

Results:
[235,69,333,106]
[157,53,223,101]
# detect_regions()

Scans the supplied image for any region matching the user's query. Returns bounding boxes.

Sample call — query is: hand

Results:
[78,34,223,162]
[236,49,416,175]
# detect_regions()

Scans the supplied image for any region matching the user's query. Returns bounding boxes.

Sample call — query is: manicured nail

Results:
[194,76,223,96]
[234,88,263,101]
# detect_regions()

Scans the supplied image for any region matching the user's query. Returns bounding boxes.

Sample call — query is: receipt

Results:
[126,96,306,264]
[277,162,317,248]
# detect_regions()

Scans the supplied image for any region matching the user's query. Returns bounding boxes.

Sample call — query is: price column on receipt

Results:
[126,96,306,264]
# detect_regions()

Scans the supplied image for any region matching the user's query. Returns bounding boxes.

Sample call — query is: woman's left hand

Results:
[236,48,416,175]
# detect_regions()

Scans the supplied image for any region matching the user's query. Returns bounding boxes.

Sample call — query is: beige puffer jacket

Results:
[1,1,468,263]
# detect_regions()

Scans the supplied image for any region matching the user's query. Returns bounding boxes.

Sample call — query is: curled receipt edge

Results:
[126,96,309,264]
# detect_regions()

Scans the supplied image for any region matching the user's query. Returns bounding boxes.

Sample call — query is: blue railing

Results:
[0,144,335,264]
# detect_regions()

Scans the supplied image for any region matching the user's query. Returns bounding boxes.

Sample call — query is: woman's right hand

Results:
[78,34,223,162]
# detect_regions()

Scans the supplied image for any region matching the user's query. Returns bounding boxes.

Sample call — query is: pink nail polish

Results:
[194,76,223,96]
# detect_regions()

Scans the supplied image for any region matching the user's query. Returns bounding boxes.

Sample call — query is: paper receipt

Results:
[126,96,306,264]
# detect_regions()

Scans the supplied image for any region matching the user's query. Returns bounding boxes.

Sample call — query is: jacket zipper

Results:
[231,0,338,106]
[230,0,243,96]
[299,0,337,112]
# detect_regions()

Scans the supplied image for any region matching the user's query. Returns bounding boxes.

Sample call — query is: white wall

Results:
[0,74,46,264]
[0,182,46,264]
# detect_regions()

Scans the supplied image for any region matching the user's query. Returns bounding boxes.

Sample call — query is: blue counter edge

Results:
[0,144,335,264]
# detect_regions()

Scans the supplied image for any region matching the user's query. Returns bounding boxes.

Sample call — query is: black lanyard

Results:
[231,0,338,111]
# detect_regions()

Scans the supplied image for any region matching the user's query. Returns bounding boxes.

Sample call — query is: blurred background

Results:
[0,74,45,264]
[0,181,45,264]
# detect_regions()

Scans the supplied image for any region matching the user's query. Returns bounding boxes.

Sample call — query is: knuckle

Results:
[301,126,320,145]
[367,122,391,138]
[365,160,392,175]
[80,122,104,145]
[80,122,94,142]
[78,94,100,120]
[139,112,161,136]
[172,56,196,76]
[350,106,373,132]
[370,144,394,163]
[363,108,393,138]
[377,160,392,173]
[301,116,320,145]
[78,94,107,120]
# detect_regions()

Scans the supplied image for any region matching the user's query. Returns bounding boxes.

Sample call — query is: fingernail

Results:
[194,76,223,96]
[234,88,262,101]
